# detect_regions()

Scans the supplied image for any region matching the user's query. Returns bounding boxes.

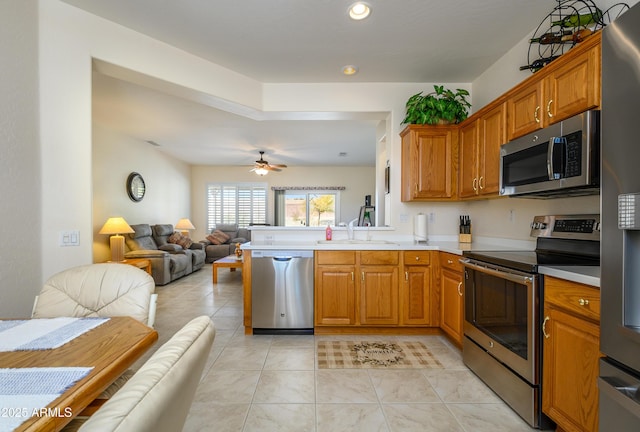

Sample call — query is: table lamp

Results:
[175,218,195,237]
[99,217,135,262]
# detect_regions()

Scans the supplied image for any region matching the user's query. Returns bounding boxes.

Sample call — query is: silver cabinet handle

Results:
[542,316,550,339]
[534,106,540,123]
[579,298,590,306]
[479,176,484,190]
[472,177,478,191]
[351,272,354,281]
[457,282,463,296]
[405,271,408,281]
[361,271,365,282]
[447,259,454,264]
[547,99,553,118]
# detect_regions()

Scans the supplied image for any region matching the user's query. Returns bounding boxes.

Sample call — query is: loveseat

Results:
[200,223,251,263]
[124,224,205,285]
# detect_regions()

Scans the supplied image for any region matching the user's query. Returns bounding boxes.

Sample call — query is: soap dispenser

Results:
[325,224,332,241]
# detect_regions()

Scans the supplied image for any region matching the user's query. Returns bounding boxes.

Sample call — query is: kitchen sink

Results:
[316,239,398,245]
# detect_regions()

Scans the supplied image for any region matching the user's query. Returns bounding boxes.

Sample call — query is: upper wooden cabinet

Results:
[506,32,601,141]
[401,125,458,201]
[458,102,506,199]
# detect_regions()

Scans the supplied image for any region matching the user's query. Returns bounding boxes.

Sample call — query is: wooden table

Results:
[122,258,152,275]
[0,317,158,431]
[212,255,243,283]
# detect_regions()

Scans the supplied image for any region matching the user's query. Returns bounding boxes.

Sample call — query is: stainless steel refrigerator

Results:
[600,3,640,429]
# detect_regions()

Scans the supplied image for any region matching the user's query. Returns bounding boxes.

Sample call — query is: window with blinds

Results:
[206,183,267,231]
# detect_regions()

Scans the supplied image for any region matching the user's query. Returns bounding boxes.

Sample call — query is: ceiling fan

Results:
[250,151,287,175]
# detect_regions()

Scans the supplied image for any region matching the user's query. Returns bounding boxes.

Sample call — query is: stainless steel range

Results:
[461,214,600,429]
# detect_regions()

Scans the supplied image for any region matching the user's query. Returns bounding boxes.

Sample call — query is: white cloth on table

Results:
[0,367,93,432]
[0,317,109,352]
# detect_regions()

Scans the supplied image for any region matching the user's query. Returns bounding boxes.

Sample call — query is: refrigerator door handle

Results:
[598,376,640,420]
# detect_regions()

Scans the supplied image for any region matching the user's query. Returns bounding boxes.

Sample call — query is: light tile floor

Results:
[139,264,538,432]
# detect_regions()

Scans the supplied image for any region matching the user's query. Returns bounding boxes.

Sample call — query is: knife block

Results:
[459,231,472,243]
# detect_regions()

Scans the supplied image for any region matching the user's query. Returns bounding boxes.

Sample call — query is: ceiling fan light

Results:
[254,167,269,176]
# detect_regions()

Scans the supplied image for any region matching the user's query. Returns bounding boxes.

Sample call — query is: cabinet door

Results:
[360,266,399,325]
[401,265,432,325]
[440,267,463,345]
[507,79,544,141]
[458,120,479,198]
[315,266,356,326]
[478,103,506,196]
[542,306,600,432]
[401,125,457,201]
[546,39,600,123]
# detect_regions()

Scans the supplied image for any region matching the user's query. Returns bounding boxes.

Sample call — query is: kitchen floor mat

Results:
[317,341,443,369]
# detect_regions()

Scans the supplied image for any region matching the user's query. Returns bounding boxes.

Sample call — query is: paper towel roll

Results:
[414,213,428,241]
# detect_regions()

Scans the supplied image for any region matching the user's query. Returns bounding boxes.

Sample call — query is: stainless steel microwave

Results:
[499,110,600,198]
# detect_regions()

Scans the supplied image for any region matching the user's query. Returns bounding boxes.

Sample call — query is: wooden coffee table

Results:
[212,255,243,283]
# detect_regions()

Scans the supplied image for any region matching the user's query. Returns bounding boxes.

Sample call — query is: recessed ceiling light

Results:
[348,2,371,20]
[342,65,359,76]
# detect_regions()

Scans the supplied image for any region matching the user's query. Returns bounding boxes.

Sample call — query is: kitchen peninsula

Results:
[242,226,510,338]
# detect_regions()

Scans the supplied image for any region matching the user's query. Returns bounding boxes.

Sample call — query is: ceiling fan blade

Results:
[264,165,281,172]
[270,164,287,168]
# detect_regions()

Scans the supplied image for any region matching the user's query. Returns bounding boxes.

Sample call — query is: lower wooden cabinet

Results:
[439,252,464,345]
[542,276,601,432]
[315,265,356,326]
[401,251,434,326]
[315,250,436,329]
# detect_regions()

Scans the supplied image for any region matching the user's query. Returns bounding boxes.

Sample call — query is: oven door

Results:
[461,258,539,384]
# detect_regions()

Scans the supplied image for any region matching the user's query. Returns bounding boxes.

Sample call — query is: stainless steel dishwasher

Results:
[251,249,314,334]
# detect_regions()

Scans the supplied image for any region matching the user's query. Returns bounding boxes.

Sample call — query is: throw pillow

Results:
[206,229,230,245]
[168,232,193,249]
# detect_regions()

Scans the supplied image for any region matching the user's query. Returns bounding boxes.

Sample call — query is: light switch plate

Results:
[59,230,80,246]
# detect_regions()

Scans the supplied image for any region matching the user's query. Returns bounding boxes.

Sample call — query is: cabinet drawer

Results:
[403,251,431,265]
[360,251,399,265]
[316,251,356,265]
[545,276,600,322]
[439,252,463,272]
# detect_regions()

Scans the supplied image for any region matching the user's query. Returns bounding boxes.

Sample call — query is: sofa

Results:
[124,224,205,285]
[200,223,251,263]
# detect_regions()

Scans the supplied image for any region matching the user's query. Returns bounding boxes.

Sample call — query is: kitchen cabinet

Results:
[315,250,437,330]
[315,251,357,326]
[506,32,601,141]
[458,101,506,199]
[360,251,399,325]
[542,276,600,432]
[401,125,458,201]
[439,252,464,345]
[401,251,434,326]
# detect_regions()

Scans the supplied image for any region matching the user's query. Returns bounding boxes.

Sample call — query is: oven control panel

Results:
[530,214,600,240]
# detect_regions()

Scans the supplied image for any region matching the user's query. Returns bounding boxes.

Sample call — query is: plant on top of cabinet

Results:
[402,85,471,125]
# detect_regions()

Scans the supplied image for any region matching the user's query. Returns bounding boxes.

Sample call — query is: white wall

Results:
[190,165,374,240]
[92,125,191,262]
[0,0,41,317]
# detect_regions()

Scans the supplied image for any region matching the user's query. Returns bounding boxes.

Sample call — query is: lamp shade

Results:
[175,218,196,231]
[99,217,135,235]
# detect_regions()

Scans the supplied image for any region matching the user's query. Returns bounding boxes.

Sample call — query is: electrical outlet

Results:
[429,212,436,223]
[399,214,409,223]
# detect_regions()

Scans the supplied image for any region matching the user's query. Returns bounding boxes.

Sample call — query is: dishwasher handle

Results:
[251,250,314,259]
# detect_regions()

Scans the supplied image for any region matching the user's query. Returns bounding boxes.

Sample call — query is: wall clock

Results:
[126,172,146,202]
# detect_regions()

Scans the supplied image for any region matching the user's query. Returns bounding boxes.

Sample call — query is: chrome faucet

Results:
[347,218,358,240]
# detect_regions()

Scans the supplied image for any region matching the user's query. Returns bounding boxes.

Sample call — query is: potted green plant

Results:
[402,85,471,125]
